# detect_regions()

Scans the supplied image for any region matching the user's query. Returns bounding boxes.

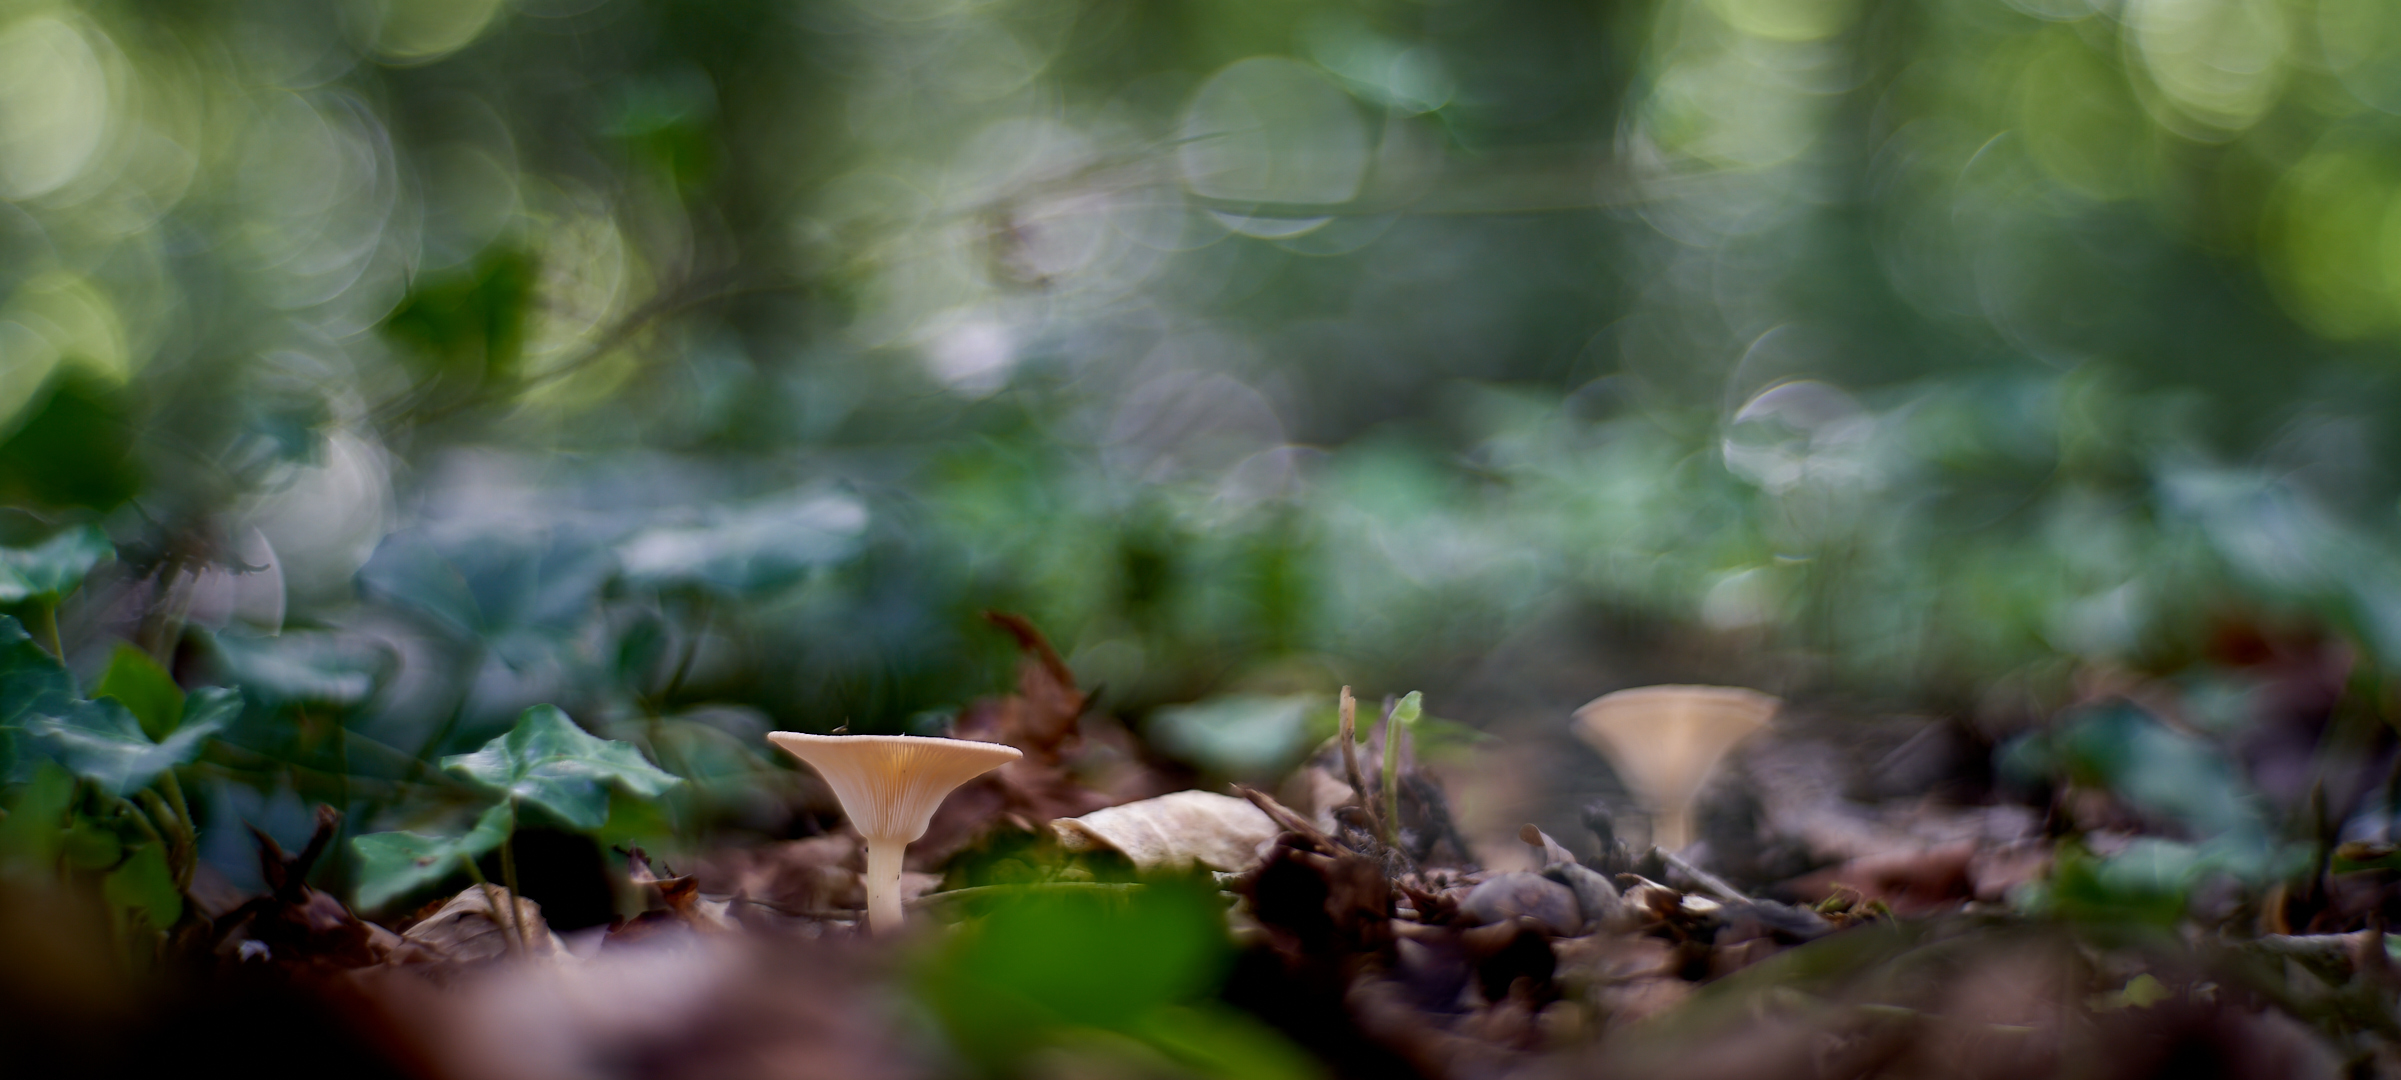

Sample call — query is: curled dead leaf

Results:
[399,887,562,964]
[1050,789,1279,872]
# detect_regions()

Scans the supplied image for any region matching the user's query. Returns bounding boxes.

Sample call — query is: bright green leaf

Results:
[103,842,183,929]
[95,644,184,741]
[443,704,680,829]
[350,801,514,911]
[60,816,125,870]
[0,524,112,603]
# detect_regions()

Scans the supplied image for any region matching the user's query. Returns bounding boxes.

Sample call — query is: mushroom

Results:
[767,732,1023,935]
[1570,685,1779,852]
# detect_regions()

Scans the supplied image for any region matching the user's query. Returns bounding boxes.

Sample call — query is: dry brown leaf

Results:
[399,887,562,963]
[911,613,1126,867]
[1051,789,1279,872]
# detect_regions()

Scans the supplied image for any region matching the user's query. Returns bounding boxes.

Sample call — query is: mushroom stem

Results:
[863,837,906,936]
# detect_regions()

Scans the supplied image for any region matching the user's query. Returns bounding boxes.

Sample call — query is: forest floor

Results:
[7,620,2396,1080]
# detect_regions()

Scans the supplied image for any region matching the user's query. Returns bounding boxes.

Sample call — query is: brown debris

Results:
[909,613,1141,867]
[212,805,397,969]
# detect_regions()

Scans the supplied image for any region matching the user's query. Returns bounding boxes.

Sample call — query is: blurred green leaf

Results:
[350,801,515,911]
[0,376,138,512]
[1145,695,1318,780]
[21,694,223,797]
[2034,839,2201,928]
[94,644,182,741]
[102,842,182,929]
[1124,1004,1323,1080]
[922,876,1310,1077]
[60,815,125,871]
[0,614,76,781]
[613,492,869,595]
[0,523,110,603]
[382,246,536,385]
[1999,704,2264,842]
[202,630,381,708]
[0,764,74,871]
[443,704,680,829]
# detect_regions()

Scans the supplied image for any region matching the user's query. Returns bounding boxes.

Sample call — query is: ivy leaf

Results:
[442,704,680,829]
[351,801,515,911]
[103,842,182,930]
[0,615,77,782]
[202,629,382,708]
[0,524,112,603]
[614,492,869,595]
[95,644,184,741]
[21,695,225,796]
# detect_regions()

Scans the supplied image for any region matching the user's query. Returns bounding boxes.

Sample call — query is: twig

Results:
[498,799,531,950]
[1659,848,1751,906]
[1236,785,1347,855]
[1337,687,1379,837]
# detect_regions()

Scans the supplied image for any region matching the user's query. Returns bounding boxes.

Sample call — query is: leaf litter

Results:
[15,616,2401,1078]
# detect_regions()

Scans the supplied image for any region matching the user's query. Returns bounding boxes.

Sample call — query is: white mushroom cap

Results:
[767,732,1023,844]
[1571,685,1779,851]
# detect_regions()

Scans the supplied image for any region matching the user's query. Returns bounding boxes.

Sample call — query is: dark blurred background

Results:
[4,0,2400,885]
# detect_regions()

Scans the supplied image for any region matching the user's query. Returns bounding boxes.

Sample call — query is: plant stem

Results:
[1338,686,1379,839]
[460,855,524,958]
[499,800,530,949]
[1379,692,1421,850]
[863,838,904,936]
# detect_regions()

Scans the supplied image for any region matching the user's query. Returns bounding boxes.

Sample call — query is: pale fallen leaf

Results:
[1050,789,1279,872]
[400,886,563,963]
[1571,685,1779,851]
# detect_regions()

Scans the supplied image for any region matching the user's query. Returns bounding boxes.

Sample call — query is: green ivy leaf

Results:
[21,694,225,796]
[95,644,184,741]
[202,629,381,708]
[103,842,183,930]
[443,704,680,829]
[0,615,76,781]
[350,801,515,911]
[0,523,111,603]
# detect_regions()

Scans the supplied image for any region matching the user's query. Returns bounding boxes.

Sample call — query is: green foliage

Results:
[382,247,537,385]
[0,615,230,794]
[2000,705,2267,844]
[349,705,680,910]
[101,841,182,931]
[95,645,185,742]
[1144,695,1319,780]
[922,876,1316,1079]
[0,524,111,604]
[2028,840,2208,930]
[0,616,77,781]
[20,691,229,798]
[0,377,138,512]
[351,802,516,911]
[442,704,682,830]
